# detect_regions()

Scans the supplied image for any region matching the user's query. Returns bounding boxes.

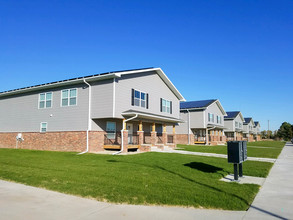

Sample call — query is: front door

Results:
[127,124,133,144]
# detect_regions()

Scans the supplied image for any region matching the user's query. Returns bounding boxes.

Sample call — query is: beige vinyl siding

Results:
[0,84,88,132]
[114,71,180,119]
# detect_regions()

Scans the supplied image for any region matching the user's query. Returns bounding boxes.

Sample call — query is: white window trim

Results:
[40,122,47,133]
[61,88,78,107]
[38,92,53,109]
[134,89,147,108]
[106,121,116,139]
[162,98,171,113]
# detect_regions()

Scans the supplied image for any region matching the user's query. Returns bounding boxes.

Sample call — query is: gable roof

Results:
[224,111,245,122]
[180,99,216,109]
[244,117,254,125]
[0,67,185,101]
[224,111,240,119]
[180,99,227,116]
[254,121,260,126]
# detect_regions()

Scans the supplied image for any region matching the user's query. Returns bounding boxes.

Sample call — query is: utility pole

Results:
[268,120,270,139]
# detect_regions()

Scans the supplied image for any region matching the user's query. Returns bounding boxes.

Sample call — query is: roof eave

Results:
[0,73,118,98]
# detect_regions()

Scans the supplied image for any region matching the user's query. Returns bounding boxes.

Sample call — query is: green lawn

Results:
[177,141,286,159]
[0,149,273,210]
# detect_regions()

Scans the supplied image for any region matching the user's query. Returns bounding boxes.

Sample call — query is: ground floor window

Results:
[106,122,116,139]
[40,122,47,132]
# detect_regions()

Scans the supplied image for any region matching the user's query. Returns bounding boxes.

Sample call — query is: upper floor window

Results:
[239,123,242,128]
[131,89,148,109]
[161,98,172,114]
[217,116,221,124]
[62,89,77,107]
[39,92,52,109]
[40,122,47,132]
[208,113,214,122]
[235,121,238,128]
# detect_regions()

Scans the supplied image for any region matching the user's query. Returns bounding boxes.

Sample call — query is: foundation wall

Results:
[0,131,105,152]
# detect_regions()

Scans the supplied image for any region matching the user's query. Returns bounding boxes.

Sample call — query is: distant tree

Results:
[261,130,275,139]
[277,122,293,141]
[261,130,267,139]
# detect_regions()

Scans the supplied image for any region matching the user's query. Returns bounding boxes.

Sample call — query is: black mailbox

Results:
[227,141,247,164]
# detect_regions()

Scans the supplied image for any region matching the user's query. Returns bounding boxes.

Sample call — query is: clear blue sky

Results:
[1,0,292,131]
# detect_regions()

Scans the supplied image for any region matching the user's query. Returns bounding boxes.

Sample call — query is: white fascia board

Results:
[0,73,117,98]
[239,112,245,122]
[215,100,227,116]
[122,112,184,123]
[154,68,185,101]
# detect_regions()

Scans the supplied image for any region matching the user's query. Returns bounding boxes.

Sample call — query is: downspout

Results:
[187,110,191,145]
[78,79,92,155]
[113,114,138,155]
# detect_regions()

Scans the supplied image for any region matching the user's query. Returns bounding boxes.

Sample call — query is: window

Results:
[39,92,52,109]
[161,98,172,113]
[208,113,214,122]
[235,121,238,128]
[132,89,148,108]
[239,123,242,128]
[106,122,116,139]
[62,89,77,106]
[217,116,221,124]
[40,122,47,132]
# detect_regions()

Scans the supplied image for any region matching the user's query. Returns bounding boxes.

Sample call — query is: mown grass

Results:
[177,141,286,159]
[0,149,273,210]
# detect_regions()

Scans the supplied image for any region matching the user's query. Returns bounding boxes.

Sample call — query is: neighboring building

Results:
[0,68,185,153]
[254,121,261,141]
[224,111,245,141]
[243,117,255,142]
[175,99,227,145]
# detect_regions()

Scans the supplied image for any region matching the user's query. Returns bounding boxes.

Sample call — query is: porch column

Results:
[205,129,209,145]
[137,121,144,146]
[162,124,167,145]
[122,119,128,152]
[173,124,177,144]
[151,123,157,146]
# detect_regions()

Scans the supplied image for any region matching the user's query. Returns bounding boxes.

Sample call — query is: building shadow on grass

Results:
[107,159,249,207]
[184,162,223,173]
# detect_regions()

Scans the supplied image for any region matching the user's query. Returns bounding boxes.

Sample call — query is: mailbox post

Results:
[227,141,247,181]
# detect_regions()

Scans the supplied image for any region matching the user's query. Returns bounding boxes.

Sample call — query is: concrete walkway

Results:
[243,142,293,220]
[154,149,277,163]
[0,143,292,220]
[0,180,245,220]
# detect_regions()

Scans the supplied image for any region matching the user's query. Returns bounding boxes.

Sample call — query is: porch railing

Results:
[167,135,174,143]
[157,133,163,144]
[104,132,121,145]
[129,134,139,145]
[144,133,151,144]
[194,136,206,142]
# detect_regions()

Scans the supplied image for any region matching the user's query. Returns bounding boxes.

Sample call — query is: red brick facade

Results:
[175,134,194,145]
[0,131,87,152]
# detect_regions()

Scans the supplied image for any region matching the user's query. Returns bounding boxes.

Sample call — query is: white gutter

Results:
[113,114,138,155]
[78,79,92,155]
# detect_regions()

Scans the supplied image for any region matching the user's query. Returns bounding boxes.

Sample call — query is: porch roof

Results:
[121,110,184,124]
[207,124,225,130]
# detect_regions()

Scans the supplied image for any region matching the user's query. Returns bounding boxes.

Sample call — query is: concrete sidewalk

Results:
[0,180,245,220]
[155,149,276,163]
[243,142,293,220]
